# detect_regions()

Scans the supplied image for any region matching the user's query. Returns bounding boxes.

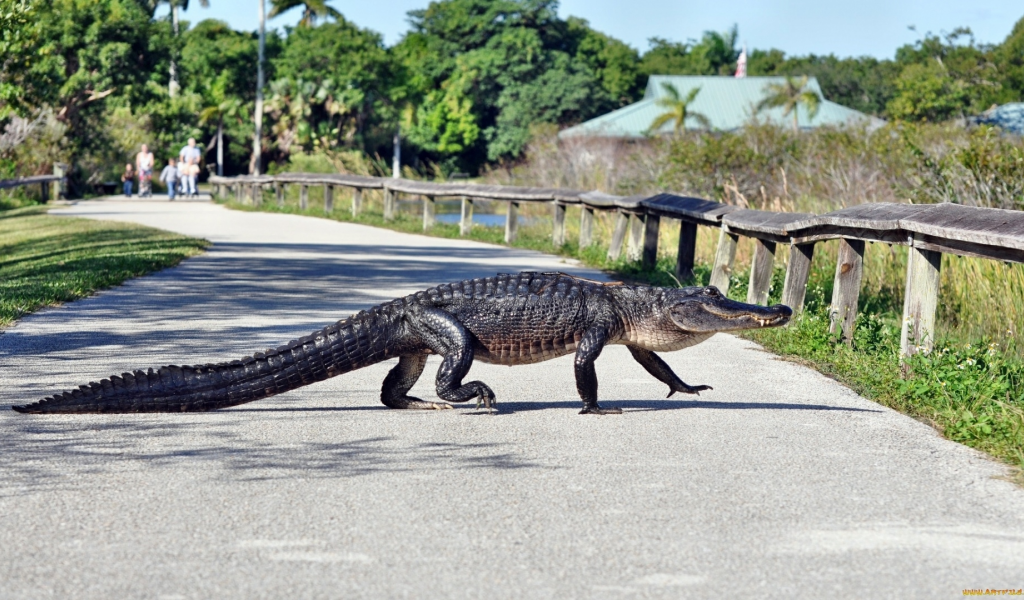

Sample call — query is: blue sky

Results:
[159,1,1023,59]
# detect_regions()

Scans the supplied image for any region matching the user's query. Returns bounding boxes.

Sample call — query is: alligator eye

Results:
[703,287,720,297]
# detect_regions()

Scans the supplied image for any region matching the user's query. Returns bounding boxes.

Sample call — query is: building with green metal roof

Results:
[560,76,883,138]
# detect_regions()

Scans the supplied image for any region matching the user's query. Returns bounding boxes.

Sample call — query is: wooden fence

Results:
[208,173,1024,358]
[0,170,66,201]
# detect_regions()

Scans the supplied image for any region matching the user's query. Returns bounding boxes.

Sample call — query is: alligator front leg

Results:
[405,305,496,410]
[381,354,452,410]
[575,327,621,415]
[627,346,711,397]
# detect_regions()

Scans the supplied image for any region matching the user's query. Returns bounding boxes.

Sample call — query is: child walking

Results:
[121,163,134,197]
[159,158,180,201]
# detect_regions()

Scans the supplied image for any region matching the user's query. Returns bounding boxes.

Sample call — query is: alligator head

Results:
[669,286,792,332]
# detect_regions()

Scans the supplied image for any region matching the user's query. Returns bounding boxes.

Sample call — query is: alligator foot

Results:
[474,390,498,413]
[667,384,712,397]
[579,405,623,415]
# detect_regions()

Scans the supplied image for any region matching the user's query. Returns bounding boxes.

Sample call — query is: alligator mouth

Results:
[704,306,791,328]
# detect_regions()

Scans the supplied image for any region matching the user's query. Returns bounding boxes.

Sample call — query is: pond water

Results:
[436,213,507,227]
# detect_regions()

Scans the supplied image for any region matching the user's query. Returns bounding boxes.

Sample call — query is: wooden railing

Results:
[0,172,66,201]
[208,173,1024,357]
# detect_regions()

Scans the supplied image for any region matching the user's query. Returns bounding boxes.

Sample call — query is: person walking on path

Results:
[136,144,154,197]
[183,157,200,198]
[121,163,134,197]
[159,158,180,201]
[179,138,202,171]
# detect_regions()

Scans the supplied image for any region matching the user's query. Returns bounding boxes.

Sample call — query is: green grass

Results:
[224,193,1024,482]
[0,205,209,327]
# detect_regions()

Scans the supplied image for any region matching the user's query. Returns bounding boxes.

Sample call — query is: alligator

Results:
[13,272,792,415]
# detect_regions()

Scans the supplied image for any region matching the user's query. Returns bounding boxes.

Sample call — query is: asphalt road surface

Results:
[2,199,1023,599]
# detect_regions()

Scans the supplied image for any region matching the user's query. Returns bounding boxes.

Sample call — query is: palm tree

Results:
[648,83,711,135]
[756,75,822,132]
[199,75,245,176]
[268,0,340,27]
[147,0,211,97]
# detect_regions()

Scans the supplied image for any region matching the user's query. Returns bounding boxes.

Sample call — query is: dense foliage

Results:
[1,0,1023,190]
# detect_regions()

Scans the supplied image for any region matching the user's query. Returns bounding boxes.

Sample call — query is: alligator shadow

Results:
[0,416,543,498]
[230,399,882,414]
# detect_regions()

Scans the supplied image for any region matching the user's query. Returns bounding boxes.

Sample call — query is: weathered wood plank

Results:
[627,214,645,261]
[900,239,942,357]
[553,202,567,246]
[781,242,816,313]
[460,197,473,236]
[505,201,519,243]
[722,208,817,236]
[899,202,1024,252]
[829,238,865,344]
[423,195,436,230]
[675,220,698,283]
[608,211,629,261]
[747,238,777,305]
[352,188,362,217]
[383,188,395,221]
[579,207,595,248]
[642,214,661,269]
[709,229,739,292]
[641,193,736,225]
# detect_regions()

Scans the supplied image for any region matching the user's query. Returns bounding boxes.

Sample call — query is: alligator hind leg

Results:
[575,326,622,415]
[381,354,451,410]
[405,305,496,410]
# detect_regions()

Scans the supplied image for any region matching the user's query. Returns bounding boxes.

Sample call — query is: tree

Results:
[647,83,710,135]
[639,27,740,78]
[146,0,211,97]
[886,61,969,122]
[272,16,395,152]
[268,0,340,27]
[756,75,822,131]
[198,73,245,175]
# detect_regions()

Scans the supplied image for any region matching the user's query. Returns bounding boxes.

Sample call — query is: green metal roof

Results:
[560,76,883,138]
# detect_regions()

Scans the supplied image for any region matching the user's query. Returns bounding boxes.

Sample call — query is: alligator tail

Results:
[12,311,395,414]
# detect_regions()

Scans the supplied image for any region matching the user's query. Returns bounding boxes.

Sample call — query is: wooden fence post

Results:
[552,202,566,246]
[352,188,362,217]
[299,185,308,210]
[627,213,644,261]
[608,211,629,260]
[383,188,394,221]
[641,214,660,269]
[251,184,261,206]
[781,242,816,313]
[900,238,942,357]
[709,228,739,292]
[505,201,519,243]
[460,196,473,236]
[423,195,436,230]
[675,221,698,283]
[274,182,283,206]
[324,184,333,213]
[747,238,777,305]
[579,207,595,248]
[235,183,242,203]
[829,238,865,343]
[53,163,67,200]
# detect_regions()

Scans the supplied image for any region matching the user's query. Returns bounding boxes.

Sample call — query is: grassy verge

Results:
[0,205,209,327]
[224,195,1024,481]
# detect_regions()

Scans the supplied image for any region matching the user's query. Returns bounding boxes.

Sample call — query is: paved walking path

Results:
[1,199,1022,599]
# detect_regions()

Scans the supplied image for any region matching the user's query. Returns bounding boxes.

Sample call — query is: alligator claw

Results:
[667,384,712,398]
